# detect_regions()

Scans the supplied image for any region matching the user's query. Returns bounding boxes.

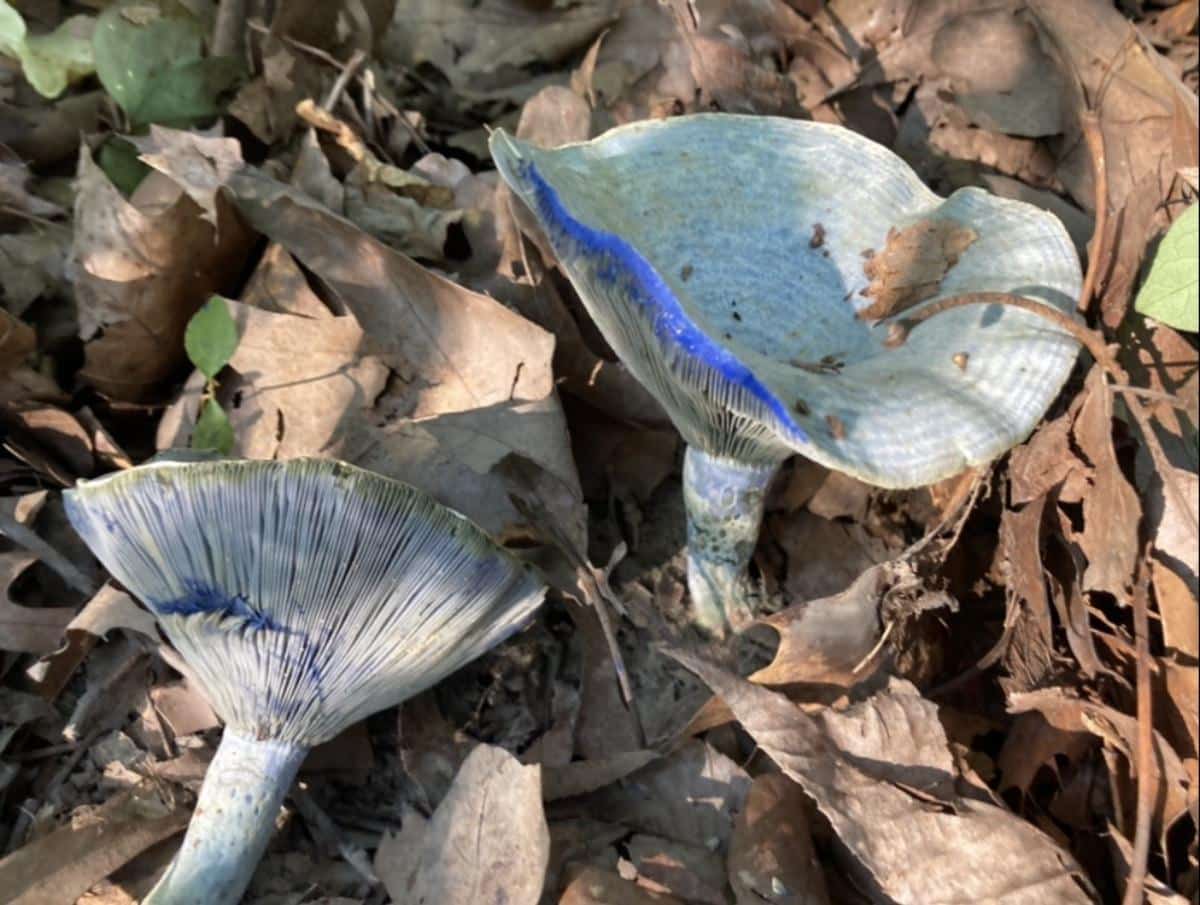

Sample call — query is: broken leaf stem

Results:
[1078,112,1108,313]
[1123,564,1157,905]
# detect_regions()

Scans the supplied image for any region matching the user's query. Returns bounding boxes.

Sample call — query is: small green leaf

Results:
[1,2,95,98]
[1135,203,1198,333]
[185,296,238,379]
[92,3,242,126]
[192,398,234,454]
[97,137,149,198]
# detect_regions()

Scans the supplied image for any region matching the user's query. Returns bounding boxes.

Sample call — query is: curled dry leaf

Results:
[0,551,75,654]
[1073,367,1141,600]
[72,147,252,401]
[408,743,550,905]
[581,739,751,851]
[627,833,726,905]
[560,865,685,905]
[728,772,830,905]
[667,649,1096,905]
[858,218,979,321]
[0,779,190,905]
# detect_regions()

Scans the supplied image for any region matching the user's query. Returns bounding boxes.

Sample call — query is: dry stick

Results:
[885,292,1199,547]
[1124,564,1157,905]
[211,0,248,59]
[1078,113,1109,314]
[1111,384,1193,410]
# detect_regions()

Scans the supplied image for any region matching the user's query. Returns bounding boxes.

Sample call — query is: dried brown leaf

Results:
[668,649,1096,904]
[627,834,726,905]
[543,750,660,802]
[0,552,74,654]
[858,218,979,321]
[582,739,751,850]
[0,310,36,377]
[728,772,830,905]
[72,149,253,401]
[410,743,550,905]
[929,8,1066,137]
[0,779,189,905]
[560,865,685,905]
[1073,367,1140,599]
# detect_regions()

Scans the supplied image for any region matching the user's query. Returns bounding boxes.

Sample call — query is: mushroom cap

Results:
[65,457,546,745]
[491,114,1082,486]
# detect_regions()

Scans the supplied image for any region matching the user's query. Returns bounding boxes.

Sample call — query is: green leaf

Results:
[1135,203,1199,333]
[185,296,239,379]
[97,137,150,198]
[1,2,95,98]
[132,55,245,128]
[192,398,234,454]
[92,3,243,126]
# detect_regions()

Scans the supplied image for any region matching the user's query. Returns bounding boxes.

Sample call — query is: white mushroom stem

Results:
[682,448,779,635]
[145,732,307,905]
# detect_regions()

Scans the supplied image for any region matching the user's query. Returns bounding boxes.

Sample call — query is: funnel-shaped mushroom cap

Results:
[65,458,546,745]
[491,115,1082,486]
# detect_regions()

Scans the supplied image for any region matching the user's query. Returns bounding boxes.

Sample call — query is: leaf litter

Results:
[0,0,1197,903]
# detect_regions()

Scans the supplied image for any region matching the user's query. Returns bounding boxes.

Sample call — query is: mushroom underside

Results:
[493,115,1083,486]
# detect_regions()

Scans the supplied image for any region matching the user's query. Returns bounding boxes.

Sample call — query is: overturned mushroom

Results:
[64,457,546,904]
[491,114,1080,633]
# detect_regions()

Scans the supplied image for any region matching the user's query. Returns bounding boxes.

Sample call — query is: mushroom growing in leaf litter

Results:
[491,114,1081,634]
[64,456,546,905]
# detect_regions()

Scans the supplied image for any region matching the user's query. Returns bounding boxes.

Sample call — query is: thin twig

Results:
[886,292,1199,547]
[1111,384,1193,410]
[1123,563,1157,905]
[1078,113,1108,313]
[322,50,368,112]
[211,0,248,59]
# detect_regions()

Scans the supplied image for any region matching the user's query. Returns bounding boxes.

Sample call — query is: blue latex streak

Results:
[152,580,282,632]
[521,162,808,445]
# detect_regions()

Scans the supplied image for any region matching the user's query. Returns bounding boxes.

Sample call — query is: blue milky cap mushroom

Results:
[490,114,1081,634]
[64,456,546,905]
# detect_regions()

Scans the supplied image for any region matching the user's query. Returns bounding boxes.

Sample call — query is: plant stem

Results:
[682,447,778,636]
[145,732,307,905]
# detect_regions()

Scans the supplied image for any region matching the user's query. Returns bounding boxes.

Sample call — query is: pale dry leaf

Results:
[627,833,726,905]
[560,865,685,905]
[72,147,253,401]
[583,739,751,850]
[375,805,428,905]
[0,779,190,905]
[381,0,619,89]
[1008,687,1193,833]
[0,231,69,316]
[157,299,390,462]
[0,309,36,376]
[149,681,220,738]
[929,8,1065,137]
[1073,367,1140,600]
[728,772,830,905]
[132,126,244,226]
[542,750,660,802]
[0,155,64,219]
[0,551,75,654]
[858,218,979,321]
[668,649,1096,905]
[749,563,885,687]
[411,743,550,905]
[996,711,1093,798]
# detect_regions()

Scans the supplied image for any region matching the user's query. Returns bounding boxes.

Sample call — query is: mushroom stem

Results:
[145,732,307,905]
[682,447,779,634]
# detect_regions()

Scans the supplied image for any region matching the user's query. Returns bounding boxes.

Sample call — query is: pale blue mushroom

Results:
[491,114,1081,634]
[64,457,546,905]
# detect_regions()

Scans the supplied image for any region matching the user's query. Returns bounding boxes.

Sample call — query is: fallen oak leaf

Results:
[665,647,1097,905]
[0,778,190,905]
[0,552,75,654]
[410,743,550,905]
